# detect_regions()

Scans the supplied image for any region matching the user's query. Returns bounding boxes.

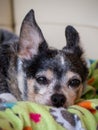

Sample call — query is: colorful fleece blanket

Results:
[81,60,98,99]
[0,99,98,130]
[0,60,98,130]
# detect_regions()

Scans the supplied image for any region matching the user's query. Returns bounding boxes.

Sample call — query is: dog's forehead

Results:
[55,52,71,70]
[41,50,71,72]
[55,51,65,65]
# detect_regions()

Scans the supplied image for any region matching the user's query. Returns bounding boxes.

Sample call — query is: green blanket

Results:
[0,60,98,130]
[82,60,98,99]
[0,99,98,130]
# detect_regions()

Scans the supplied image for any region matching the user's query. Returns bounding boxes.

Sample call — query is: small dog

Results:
[0,9,88,108]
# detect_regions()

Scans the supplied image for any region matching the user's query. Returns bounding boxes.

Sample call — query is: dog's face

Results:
[18,10,88,108]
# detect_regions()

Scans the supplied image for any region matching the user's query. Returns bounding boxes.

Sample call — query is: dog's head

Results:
[18,10,88,108]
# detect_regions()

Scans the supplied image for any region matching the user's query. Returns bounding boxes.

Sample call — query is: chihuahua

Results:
[0,9,88,108]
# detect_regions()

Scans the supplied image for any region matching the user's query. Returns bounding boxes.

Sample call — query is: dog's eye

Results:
[36,76,48,85]
[68,79,80,87]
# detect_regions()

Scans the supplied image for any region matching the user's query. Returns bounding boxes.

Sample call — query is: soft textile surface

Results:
[81,60,98,99]
[0,99,98,130]
[0,60,98,130]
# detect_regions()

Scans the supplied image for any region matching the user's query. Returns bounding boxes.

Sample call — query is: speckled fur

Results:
[0,10,88,107]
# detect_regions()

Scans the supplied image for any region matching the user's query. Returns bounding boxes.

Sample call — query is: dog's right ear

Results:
[18,9,48,60]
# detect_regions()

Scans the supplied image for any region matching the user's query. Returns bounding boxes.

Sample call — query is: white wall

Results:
[13,0,98,59]
[0,0,13,31]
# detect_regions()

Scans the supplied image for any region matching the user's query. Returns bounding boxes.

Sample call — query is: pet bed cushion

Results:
[0,60,98,130]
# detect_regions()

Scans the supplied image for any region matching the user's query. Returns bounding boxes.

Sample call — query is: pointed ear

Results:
[18,9,47,60]
[63,25,83,57]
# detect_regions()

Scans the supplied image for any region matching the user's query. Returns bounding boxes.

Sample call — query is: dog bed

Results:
[0,60,98,130]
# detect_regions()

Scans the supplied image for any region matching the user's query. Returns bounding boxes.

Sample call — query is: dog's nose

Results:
[51,94,66,107]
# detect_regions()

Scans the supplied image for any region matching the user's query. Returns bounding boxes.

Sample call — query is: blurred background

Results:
[0,0,98,59]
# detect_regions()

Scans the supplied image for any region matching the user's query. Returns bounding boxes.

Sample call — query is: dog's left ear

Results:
[63,25,83,57]
[18,9,47,60]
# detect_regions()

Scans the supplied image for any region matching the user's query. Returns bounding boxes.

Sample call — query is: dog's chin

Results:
[46,102,68,108]
[36,100,68,108]
[46,100,75,108]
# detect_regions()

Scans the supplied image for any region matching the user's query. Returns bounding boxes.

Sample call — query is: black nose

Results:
[51,94,66,107]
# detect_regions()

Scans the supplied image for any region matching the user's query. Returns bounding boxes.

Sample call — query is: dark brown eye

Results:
[68,79,81,87]
[36,76,48,85]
